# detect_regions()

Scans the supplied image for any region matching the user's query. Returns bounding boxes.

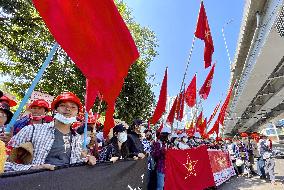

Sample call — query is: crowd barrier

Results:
[0,159,147,190]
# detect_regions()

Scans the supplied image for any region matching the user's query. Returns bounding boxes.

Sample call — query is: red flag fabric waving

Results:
[33,0,139,138]
[199,63,215,100]
[195,1,214,69]
[185,74,196,107]
[195,111,203,130]
[219,83,234,125]
[150,68,168,125]
[207,116,220,136]
[157,123,164,133]
[175,92,185,121]
[200,118,207,137]
[165,146,215,190]
[208,101,221,125]
[166,97,178,125]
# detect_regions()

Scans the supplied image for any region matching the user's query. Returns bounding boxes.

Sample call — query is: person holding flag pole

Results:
[5,92,97,172]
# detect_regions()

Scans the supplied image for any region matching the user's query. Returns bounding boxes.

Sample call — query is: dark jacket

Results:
[127,131,144,156]
[99,137,130,161]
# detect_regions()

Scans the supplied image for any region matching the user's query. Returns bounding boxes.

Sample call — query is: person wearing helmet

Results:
[5,92,96,172]
[0,95,17,107]
[12,99,52,136]
[177,133,190,150]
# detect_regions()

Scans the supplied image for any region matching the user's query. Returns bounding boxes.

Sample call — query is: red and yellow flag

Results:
[195,1,214,69]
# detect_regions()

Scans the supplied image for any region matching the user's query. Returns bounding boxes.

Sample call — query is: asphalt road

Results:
[218,158,284,190]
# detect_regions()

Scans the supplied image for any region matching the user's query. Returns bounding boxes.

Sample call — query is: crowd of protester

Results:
[0,90,278,189]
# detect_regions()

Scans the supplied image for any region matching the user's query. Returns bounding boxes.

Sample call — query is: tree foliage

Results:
[0,0,158,124]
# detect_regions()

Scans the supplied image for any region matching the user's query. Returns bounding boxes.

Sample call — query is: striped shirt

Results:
[5,122,84,172]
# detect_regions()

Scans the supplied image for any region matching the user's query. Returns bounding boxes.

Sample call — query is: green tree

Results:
[0,0,158,124]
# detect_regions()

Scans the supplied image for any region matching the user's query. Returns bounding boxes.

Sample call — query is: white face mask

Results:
[182,137,188,143]
[179,142,189,150]
[85,136,91,145]
[118,132,127,143]
[54,113,77,124]
[139,126,145,134]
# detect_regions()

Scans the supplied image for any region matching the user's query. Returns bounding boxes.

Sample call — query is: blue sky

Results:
[124,0,245,122]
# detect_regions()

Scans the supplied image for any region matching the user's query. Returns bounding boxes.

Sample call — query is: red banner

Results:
[165,148,236,189]
[208,150,236,186]
[164,146,215,190]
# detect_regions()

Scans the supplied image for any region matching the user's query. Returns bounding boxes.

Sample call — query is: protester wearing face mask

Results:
[169,133,179,149]
[127,119,146,160]
[178,133,190,150]
[5,92,96,172]
[141,129,153,155]
[12,99,53,136]
[99,124,130,163]
[152,126,171,190]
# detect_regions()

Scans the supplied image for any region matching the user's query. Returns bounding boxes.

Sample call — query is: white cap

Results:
[161,126,171,133]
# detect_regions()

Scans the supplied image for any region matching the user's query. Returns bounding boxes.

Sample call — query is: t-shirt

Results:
[45,128,72,166]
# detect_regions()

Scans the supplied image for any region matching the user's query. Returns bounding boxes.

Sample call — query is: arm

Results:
[8,125,34,148]
[4,162,33,172]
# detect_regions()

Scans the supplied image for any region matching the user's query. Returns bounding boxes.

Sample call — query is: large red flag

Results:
[208,101,221,125]
[165,145,215,190]
[185,74,196,107]
[166,97,178,125]
[195,1,214,69]
[33,0,139,137]
[199,63,215,100]
[219,83,234,125]
[150,68,168,125]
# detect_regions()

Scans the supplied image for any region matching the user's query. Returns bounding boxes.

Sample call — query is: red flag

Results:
[207,116,220,135]
[195,1,214,69]
[199,118,207,136]
[157,123,164,133]
[178,93,185,121]
[147,121,151,130]
[150,68,168,125]
[195,111,203,130]
[199,63,215,100]
[219,83,234,125]
[175,92,185,121]
[186,126,195,137]
[165,146,215,190]
[166,97,178,125]
[208,101,221,124]
[33,0,139,138]
[185,74,196,107]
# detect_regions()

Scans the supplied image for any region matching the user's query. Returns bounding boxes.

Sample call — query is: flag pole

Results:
[83,111,88,149]
[6,43,59,131]
[221,19,233,65]
[178,36,196,99]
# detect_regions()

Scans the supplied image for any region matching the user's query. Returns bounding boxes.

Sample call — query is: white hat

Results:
[161,126,171,133]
